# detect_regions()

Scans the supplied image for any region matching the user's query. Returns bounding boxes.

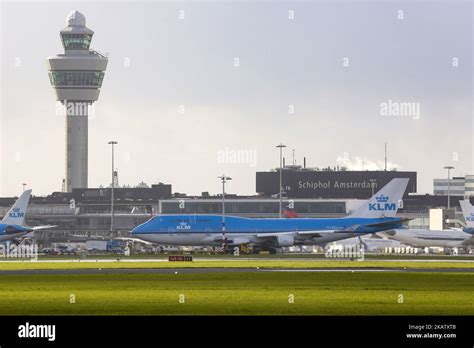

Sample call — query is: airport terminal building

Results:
[433,175,474,197]
[256,166,417,199]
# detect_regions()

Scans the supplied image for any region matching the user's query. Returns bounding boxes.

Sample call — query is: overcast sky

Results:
[0,0,472,197]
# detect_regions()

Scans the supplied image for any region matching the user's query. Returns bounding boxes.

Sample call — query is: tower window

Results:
[61,33,92,50]
[48,71,105,87]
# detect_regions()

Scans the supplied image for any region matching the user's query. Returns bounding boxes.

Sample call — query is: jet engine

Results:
[276,235,294,247]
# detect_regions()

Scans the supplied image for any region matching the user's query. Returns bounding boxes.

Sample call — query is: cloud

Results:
[336,155,401,171]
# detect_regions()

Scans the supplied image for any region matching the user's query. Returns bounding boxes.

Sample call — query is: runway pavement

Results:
[1,267,473,275]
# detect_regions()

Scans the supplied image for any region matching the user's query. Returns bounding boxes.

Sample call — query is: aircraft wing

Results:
[114,237,154,245]
[295,219,412,238]
[254,224,370,239]
[255,219,411,240]
[211,218,412,247]
[256,231,327,238]
[256,231,298,238]
[253,230,355,248]
[29,225,57,231]
[363,218,412,228]
[296,230,336,237]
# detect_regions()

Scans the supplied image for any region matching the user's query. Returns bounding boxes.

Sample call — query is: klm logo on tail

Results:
[368,195,396,211]
[466,213,474,222]
[9,208,24,219]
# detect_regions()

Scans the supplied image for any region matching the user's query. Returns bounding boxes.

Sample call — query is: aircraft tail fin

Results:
[459,199,474,228]
[350,178,409,218]
[1,190,32,226]
[283,208,299,218]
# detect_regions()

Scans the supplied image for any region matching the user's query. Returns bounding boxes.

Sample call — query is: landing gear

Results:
[11,237,27,246]
[269,248,277,255]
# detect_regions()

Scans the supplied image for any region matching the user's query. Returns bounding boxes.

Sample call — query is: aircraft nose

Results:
[131,221,150,235]
[131,224,143,235]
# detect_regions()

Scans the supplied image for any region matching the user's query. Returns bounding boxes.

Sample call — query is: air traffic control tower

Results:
[46,11,108,192]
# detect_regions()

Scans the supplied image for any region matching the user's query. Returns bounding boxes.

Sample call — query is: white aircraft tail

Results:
[459,200,474,228]
[1,190,32,226]
[350,178,409,218]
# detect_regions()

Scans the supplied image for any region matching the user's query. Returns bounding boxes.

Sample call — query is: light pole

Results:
[218,174,232,251]
[369,179,377,196]
[276,143,286,218]
[108,141,118,232]
[443,166,454,209]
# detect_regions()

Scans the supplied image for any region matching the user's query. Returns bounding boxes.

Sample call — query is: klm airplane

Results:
[0,190,55,243]
[379,200,474,250]
[131,178,409,250]
[460,199,474,235]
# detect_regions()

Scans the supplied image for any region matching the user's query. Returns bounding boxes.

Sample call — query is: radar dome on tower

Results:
[66,11,86,27]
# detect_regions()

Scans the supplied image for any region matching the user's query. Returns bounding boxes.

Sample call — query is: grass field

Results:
[0,271,472,315]
[0,259,473,270]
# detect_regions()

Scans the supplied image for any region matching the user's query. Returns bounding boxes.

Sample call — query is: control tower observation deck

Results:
[46,11,108,192]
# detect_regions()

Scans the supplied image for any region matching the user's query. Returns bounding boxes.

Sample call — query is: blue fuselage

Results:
[0,223,31,242]
[131,215,405,246]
